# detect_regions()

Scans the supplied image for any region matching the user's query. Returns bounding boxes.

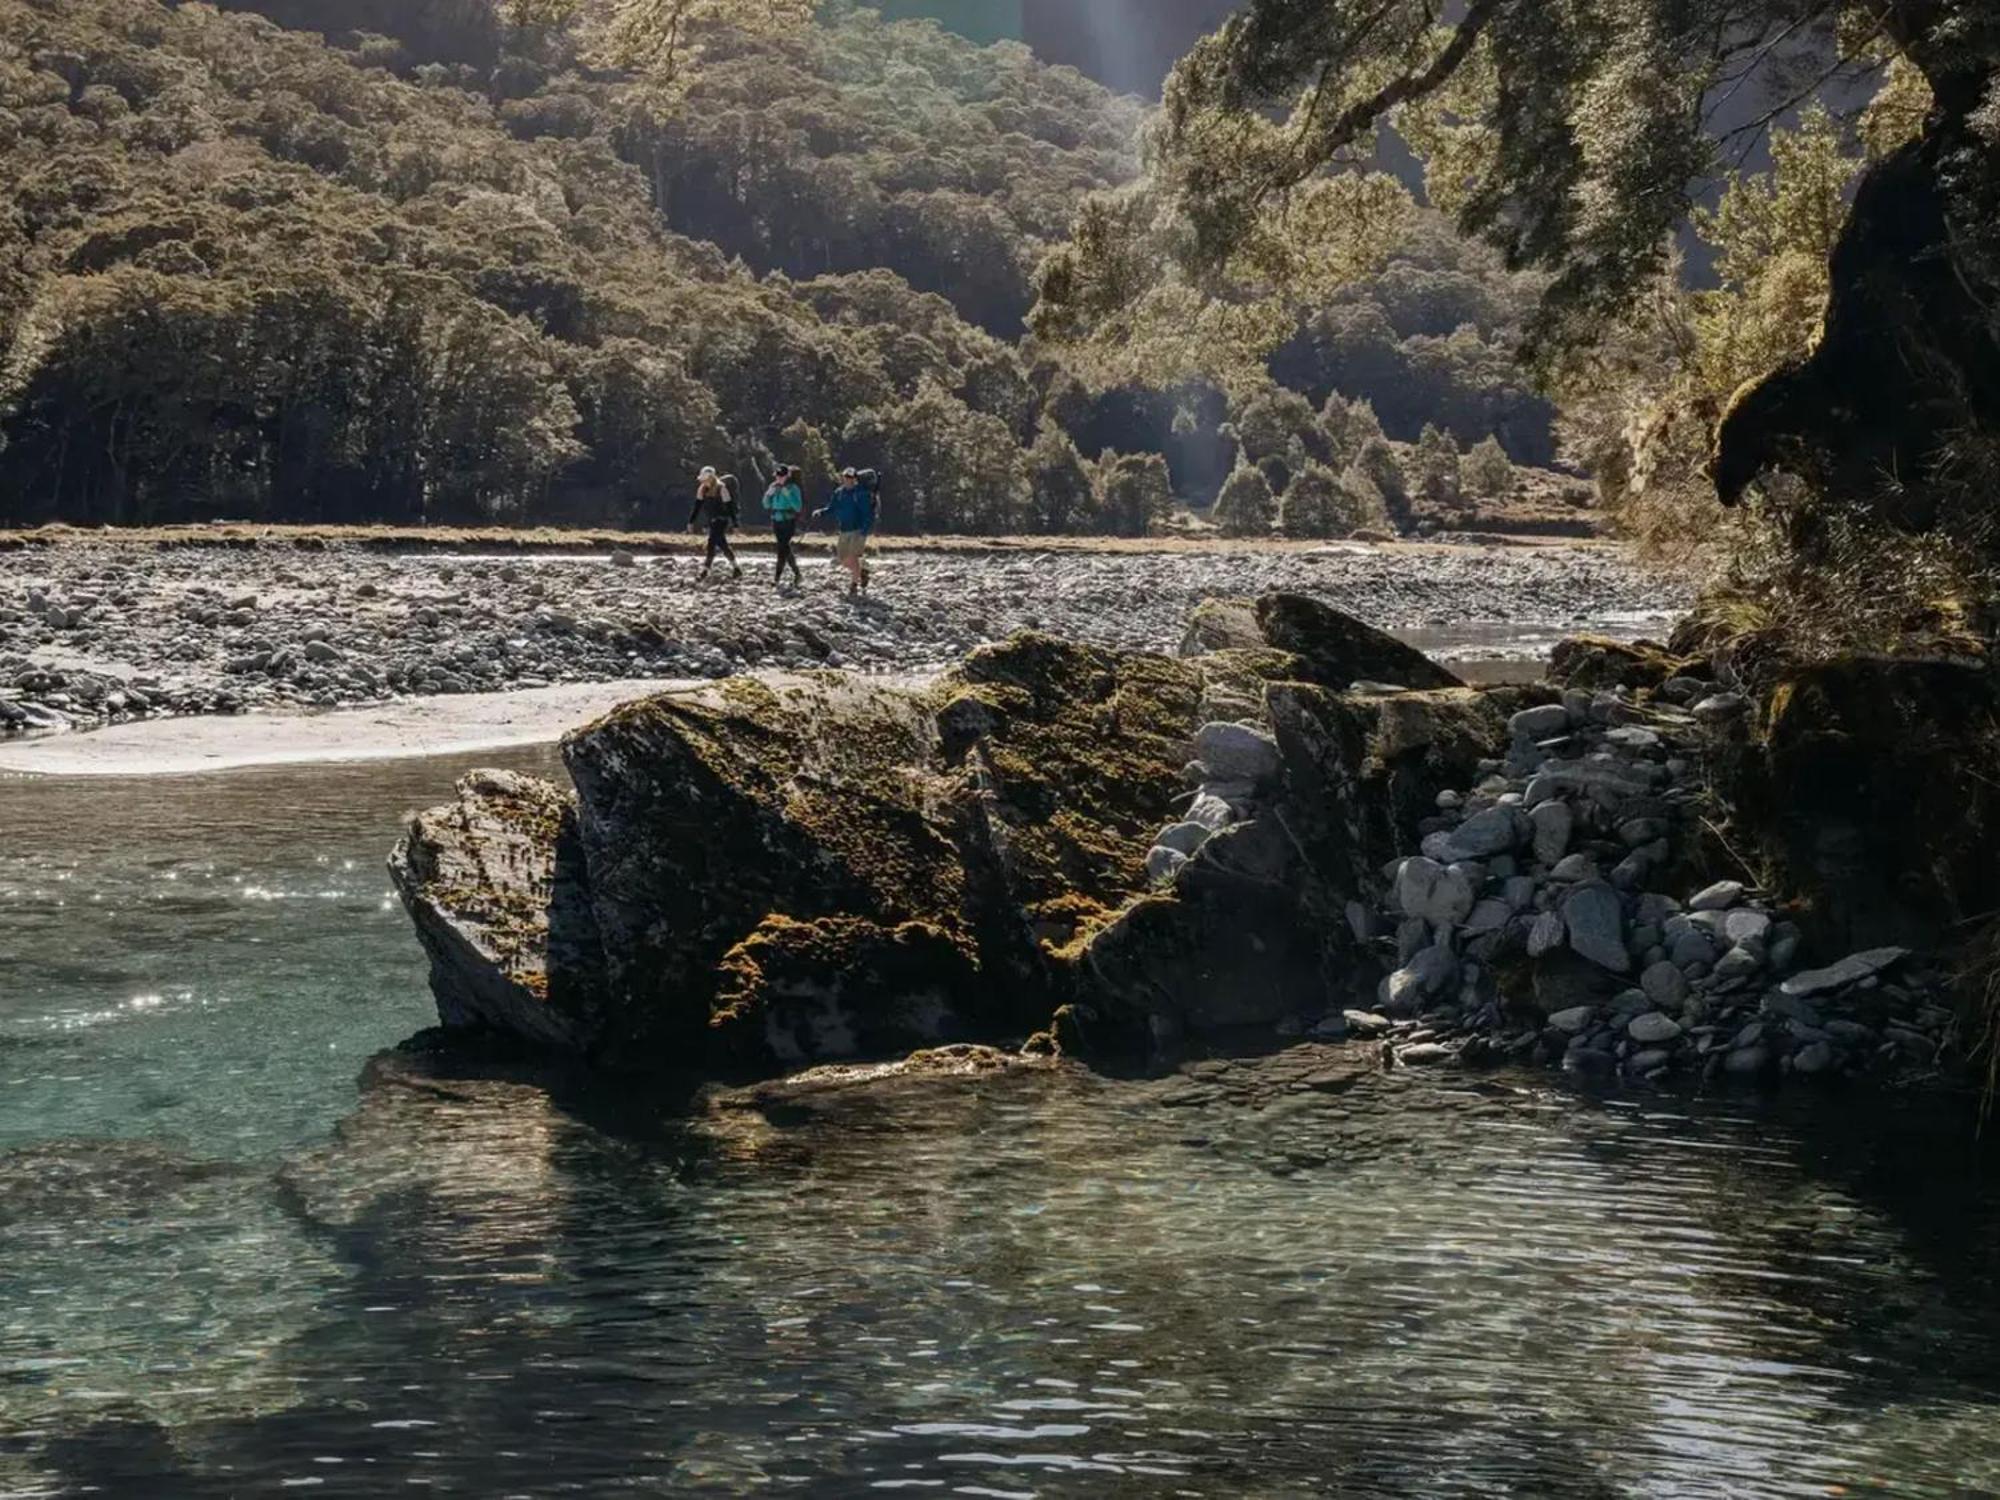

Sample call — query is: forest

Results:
[1,0,1587,533]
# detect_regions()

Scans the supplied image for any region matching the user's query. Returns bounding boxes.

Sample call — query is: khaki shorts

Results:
[836,530,870,562]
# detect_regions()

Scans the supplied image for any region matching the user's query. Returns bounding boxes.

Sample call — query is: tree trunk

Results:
[1712,32,2000,558]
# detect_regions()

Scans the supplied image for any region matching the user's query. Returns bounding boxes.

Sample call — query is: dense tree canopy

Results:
[1034,0,2000,563]
[0,0,1586,534]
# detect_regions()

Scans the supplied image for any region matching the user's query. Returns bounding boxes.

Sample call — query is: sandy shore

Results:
[0,679,671,777]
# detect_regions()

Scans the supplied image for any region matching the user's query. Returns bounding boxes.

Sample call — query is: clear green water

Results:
[3,752,2000,1497]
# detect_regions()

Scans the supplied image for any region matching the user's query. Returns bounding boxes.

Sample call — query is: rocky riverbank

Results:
[0,540,1681,737]
[386,591,1964,1097]
[1343,640,1958,1085]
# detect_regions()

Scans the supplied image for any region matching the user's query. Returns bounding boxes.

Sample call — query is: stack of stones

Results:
[1145,721,1285,886]
[1357,674,1955,1085]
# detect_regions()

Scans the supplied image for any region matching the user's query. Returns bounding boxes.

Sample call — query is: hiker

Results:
[688,466,741,581]
[819,466,876,597]
[763,464,805,591]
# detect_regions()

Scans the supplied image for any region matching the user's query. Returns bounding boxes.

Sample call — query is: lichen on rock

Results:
[389,769,602,1052]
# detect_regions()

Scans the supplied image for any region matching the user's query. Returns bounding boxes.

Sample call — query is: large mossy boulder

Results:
[1548,635,1694,691]
[390,595,1514,1078]
[561,673,1019,1069]
[1265,683,1516,892]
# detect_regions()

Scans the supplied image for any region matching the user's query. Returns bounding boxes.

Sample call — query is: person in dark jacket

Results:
[762,465,805,591]
[689,466,741,581]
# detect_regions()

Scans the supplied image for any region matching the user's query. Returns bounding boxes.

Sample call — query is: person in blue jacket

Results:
[818,467,877,597]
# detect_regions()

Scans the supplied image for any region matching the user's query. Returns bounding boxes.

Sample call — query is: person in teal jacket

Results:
[762,465,805,591]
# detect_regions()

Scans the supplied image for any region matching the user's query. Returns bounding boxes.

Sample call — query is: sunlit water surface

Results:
[3,740,1999,1498]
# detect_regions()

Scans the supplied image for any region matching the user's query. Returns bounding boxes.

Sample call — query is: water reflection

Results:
[1,751,1998,1496]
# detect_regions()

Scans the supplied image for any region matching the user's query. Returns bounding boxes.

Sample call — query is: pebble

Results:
[0,543,1684,739]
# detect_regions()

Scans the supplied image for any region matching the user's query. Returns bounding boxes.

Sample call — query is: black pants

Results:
[703,522,737,572]
[772,519,802,583]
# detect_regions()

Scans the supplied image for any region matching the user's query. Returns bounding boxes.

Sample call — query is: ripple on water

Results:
[3,755,1999,1497]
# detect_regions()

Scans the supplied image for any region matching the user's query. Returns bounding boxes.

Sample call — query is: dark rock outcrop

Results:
[1709,653,2000,952]
[1252,592,1465,691]
[389,595,1527,1076]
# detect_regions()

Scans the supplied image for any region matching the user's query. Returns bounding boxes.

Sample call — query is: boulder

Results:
[1548,636,1692,691]
[1529,800,1574,864]
[1265,682,1513,896]
[1177,597,1264,656]
[1561,882,1631,973]
[389,770,603,1052]
[1194,721,1282,784]
[1251,592,1464,691]
[1780,947,1909,998]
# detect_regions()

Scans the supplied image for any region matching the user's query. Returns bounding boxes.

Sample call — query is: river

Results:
[4,746,2000,1497]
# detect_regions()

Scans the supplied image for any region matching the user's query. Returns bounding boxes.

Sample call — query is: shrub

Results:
[1213,465,1275,537]
[1277,462,1340,538]
[1464,435,1515,497]
[1414,422,1462,504]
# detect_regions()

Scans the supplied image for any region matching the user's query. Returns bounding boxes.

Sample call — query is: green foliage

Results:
[1211,465,1275,537]
[1413,423,1462,505]
[0,0,1108,531]
[1463,435,1514,497]
[1274,216,1557,463]
[840,378,1030,534]
[1561,103,1872,560]
[1033,0,1971,384]
[1320,393,1382,466]
[1026,425,1097,535]
[1223,383,1327,472]
[778,417,835,502]
[1277,462,1346,539]
[1092,451,1172,538]
[628,7,1145,332]
[1349,436,1410,531]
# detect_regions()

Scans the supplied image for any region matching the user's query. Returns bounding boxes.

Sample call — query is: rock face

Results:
[389,771,603,1052]
[394,604,1962,1092]
[1710,655,2000,951]
[392,593,1501,1075]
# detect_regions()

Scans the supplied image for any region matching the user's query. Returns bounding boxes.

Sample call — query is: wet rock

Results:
[388,770,602,1052]
[1724,1044,1774,1077]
